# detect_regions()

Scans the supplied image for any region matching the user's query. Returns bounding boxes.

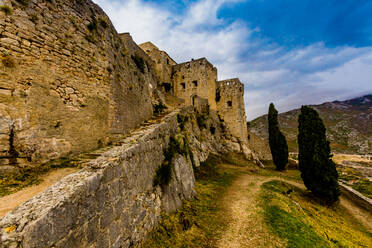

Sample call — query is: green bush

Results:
[197,115,207,129]
[0,5,12,15]
[153,101,167,115]
[268,103,288,171]
[153,136,185,187]
[298,106,340,203]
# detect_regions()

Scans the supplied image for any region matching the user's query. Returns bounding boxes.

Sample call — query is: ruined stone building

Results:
[139,42,249,147]
[0,1,262,247]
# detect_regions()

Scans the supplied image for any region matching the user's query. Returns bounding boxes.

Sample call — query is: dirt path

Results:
[216,166,372,248]
[216,171,284,248]
[0,168,78,218]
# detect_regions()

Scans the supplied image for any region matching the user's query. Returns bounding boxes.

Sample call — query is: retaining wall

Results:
[0,108,226,248]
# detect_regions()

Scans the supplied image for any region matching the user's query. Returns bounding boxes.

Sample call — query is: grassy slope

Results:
[140,155,372,248]
[261,180,372,247]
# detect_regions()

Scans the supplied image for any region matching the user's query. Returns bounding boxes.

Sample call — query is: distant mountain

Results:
[249,95,372,154]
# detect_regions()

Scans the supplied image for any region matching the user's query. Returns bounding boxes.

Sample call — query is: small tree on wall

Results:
[268,103,288,170]
[298,106,340,203]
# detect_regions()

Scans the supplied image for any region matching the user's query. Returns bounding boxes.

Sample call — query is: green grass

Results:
[352,179,372,199]
[338,166,372,199]
[260,180,372,248]
[141,155,241,248]
[259,161,302,182]
[0,5,12,15]
[261,181,327,248]
[0,157,80,197]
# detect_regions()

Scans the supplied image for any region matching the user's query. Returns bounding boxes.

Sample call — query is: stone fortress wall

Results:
[0,108,228,248]
[0,0,250,170]
[0,0,155,169]
[0,0,262,247]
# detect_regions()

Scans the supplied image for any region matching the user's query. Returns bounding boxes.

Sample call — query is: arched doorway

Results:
[191,94,198,106]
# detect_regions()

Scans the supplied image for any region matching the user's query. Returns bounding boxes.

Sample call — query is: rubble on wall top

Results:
[217,78,243,87]
[173,57,215,70]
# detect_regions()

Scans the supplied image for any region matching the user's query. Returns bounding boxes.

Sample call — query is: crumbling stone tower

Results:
[216,79,248,143]
[171,58,217,111]
[138,42,249,147]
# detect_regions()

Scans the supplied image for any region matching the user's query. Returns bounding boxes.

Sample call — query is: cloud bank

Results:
[93,0,372,120]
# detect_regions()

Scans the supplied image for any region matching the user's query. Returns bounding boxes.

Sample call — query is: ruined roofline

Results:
[139,41,159,50]
[217,78,243,86]
[119,32,131,37]
[173,57,216,70]
[138,41,178,65]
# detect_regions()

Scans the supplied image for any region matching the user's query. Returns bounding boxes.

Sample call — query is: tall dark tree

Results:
[298,106,340,203]
[268,103,288,170]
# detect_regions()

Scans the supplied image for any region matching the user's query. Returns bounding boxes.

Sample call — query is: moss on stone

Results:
[0,5,12,15]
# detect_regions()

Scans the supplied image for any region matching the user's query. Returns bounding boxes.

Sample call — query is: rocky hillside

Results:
[249,95,372,154]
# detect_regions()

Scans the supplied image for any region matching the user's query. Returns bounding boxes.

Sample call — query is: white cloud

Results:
[93,0,372,120]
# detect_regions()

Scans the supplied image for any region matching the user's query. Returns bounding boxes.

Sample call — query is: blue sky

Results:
[93,0,372,120]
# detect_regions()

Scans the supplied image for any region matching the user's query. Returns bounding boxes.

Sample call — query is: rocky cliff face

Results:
[249,95,372,154]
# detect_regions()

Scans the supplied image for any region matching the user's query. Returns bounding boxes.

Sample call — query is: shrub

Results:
[153,136,186,187]
[0,5,12,15]
[268,103,288,171]
[197,114,207,129]
[153,101,167,115]
[99,17,108,29]
[87,18,98,32]
[298,106,340,203]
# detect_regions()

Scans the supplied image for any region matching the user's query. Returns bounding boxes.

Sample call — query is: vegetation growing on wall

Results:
[131,55,146,73]
[153,135,190,187]
[153,101,167,115]
[144,155,238,248]
[197,114,207,129]
[0,5,12,15]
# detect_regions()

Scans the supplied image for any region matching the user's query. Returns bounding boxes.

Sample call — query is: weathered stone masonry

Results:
[0,0,262,247]
[0,0,154,168]
[0,108,227,248]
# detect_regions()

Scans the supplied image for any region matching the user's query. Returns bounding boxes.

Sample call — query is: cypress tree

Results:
[298,106,340,203]
[268,103,288,171]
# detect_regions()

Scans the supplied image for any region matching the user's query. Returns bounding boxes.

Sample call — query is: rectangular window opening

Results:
[192,80,198,87]
[181,82,186,89]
